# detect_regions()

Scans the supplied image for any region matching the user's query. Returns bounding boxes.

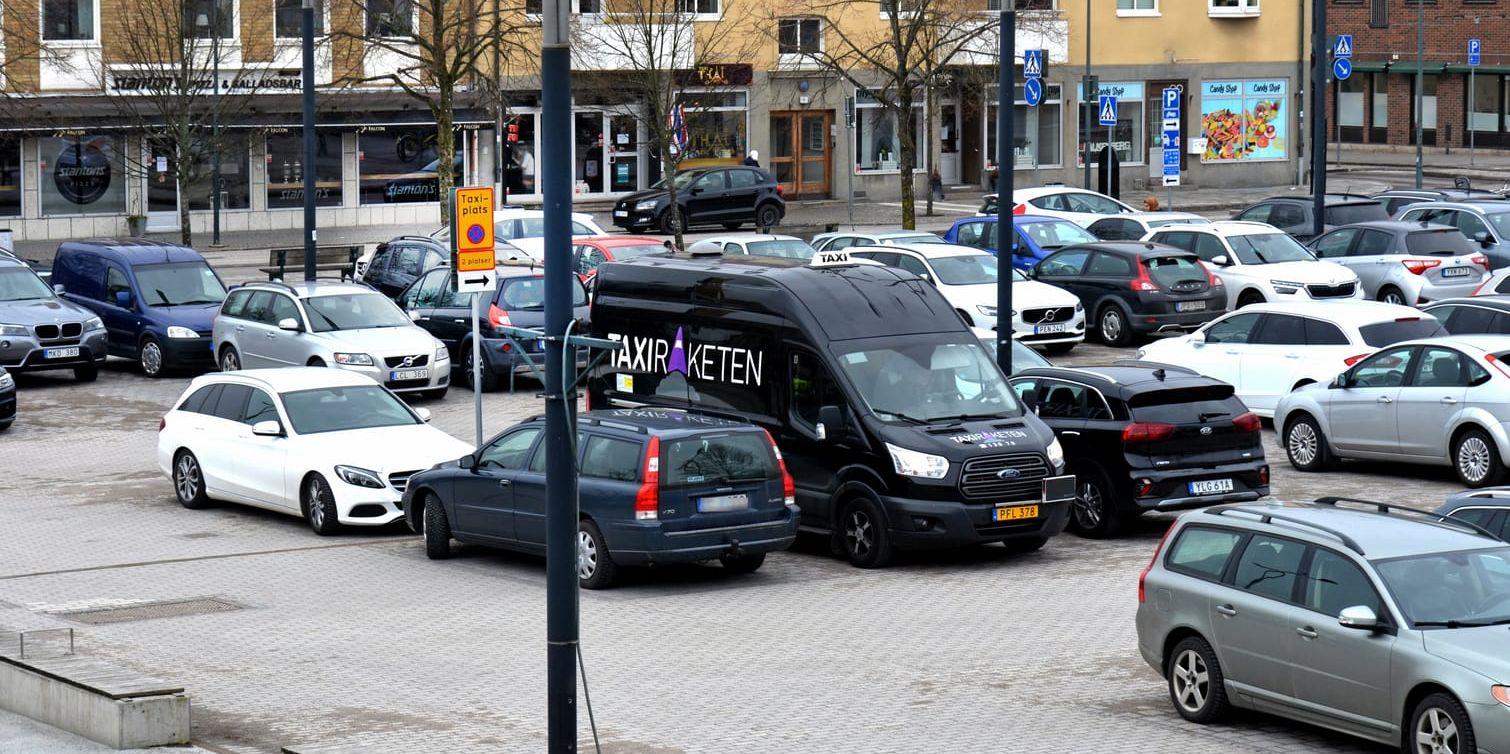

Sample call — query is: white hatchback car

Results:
[1136,300,1446,416]
[849,243,1085,352]
[1084,212,1210,241]
[685,234,818,260]
[1012,186,1138,228]
[1144,221,1362,309]
[158,368,473,534]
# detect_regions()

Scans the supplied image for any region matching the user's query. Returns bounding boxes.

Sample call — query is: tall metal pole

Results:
[211,0,222,247]
[1414,0,1424,189]
[301,0,317,281]
[1470,66,1476,167]
[996,9,1014,376]
[493,0,505,198]
[1309,0,1326,240]
[541,0,578,751]
[1081,0,1091,189]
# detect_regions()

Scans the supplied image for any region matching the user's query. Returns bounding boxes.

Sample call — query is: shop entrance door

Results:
[146,141,180,233]
[769,111,832,198]
[939,102,961,184]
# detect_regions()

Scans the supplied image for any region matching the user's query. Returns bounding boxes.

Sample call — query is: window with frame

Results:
[275,0,324,38]
[1204,312,1260,344]
[43,0,96,40]
[1208,0,1258,15]
[791,350,842,430]
[1302,549,1383,618]
[675,0,718,14]
[986,83,1062,168]
[580,435,643,481]
[243,389,279,426]
[1116,0,1156,13]
[183,0,234,39]
[0,136,19,218]
[1233,534,1306,601]
[1078,82,1144,165]
[105,267,130,301]
[855,92,925,172]
[1165,527,1243,580]
[778,18,819,55]
[366,0,412,37]
[479,428,541,470]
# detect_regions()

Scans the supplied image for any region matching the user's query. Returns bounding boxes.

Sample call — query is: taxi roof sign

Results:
[811,250,855,267]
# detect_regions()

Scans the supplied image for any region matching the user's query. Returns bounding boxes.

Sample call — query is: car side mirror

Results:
[1476,231,1493,247]
[251,420,283,437]
[408,310,422,321]
[277,317,302,332]
[1337,605,1380,631]
[416,407,432,422]
[1211,255,1230,267]
[53,283,66,295]
[114,290,133,308]
[689,187,703,195]
[1189,331,1207,345]
[1332,371,1354,389]
[458,453,475,469]
[818,405,845,441]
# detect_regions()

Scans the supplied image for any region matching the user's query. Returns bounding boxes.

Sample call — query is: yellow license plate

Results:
[994,505,1039,522]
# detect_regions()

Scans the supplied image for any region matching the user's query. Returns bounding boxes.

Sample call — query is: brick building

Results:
[1328,0,1510,150]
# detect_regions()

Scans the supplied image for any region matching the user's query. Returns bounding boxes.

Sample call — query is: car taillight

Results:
[1123,421,1175,444]
[1233,412,1261,433]
[1138,525,1173,604]
[488,303,510,328]
[762,429,796,506]
[1258,465,1270,486]
[1130,263,1160,292]
[1471,254,1490,270]
[1343,353,1370,367]
[1203,264,1224,288]
[634,436,661,521]
[1487,353,1510,380]
[775,185,784,198]
[159,416,166,432]
[1402,258,1442,275]
[1012,203,1027,215]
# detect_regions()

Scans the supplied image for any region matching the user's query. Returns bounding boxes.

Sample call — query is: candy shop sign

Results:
[1199,80,1288,163]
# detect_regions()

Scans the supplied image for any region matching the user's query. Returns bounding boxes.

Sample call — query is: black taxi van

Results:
[586,250,1074,567]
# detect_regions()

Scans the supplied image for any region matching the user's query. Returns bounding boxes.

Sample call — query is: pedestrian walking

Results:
[929,168,946,201]
[743,150,760,167]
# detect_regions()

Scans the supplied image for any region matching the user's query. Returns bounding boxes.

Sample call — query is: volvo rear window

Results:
[1127,385,1244,424]
[1406,230,1475,256]
[1166,527,1244,580]
[663,432,777,487]
[1358,319,1447,347]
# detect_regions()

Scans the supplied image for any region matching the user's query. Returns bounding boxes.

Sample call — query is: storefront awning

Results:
[0,91,496,132]
[1447,64,1510,75]
[1347,60,1450,74]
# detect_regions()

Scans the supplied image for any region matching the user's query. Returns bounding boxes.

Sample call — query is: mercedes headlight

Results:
[886,442,949,479]
[83,316,104,332]
[335,465,385,489]
[977,305,998,317]
[635,199,659,211]
[1074,301,1084,312]
[0,372,12,390]
[166,326,199,339]
[334,352,374,366]
[0,324,26,337]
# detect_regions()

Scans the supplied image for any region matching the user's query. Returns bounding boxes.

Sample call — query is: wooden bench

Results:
[260,244,363,280]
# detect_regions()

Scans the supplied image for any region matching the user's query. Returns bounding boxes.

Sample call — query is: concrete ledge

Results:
[0,655,190,749]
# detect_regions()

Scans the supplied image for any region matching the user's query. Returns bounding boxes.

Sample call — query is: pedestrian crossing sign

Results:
[1023,49,1044,79]
[1098,95,1118,127]
[1334,34,1353,58]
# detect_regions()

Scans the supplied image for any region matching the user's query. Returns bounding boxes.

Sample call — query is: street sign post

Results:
[1022,49,1045,80]
[449,185,496,448]
[1470,38,1482,165]
[1161,86,1181,201]
[1333,57,1352,81]
[1024,78,1043,107]
[1098,94,1118,126]
[1334,34,1353,59]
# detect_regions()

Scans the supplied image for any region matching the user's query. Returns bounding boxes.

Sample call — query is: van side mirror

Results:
[114,290,133,308]
[1337,605,1380,631]
[818,405,845,441]
[458,453,475,469]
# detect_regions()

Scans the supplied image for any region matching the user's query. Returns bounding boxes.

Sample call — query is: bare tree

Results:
[2,0,56,96]
[575,0,759,249]
[335,0,526,223]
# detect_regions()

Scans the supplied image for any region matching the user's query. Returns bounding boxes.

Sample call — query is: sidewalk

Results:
[1330,143,1510,184]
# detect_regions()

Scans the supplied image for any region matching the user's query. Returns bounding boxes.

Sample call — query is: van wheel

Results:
[719,552,765,574]
[219,346,240,372]
[423,494,452,560]
[139,336,165,377]
[1410,693,1475,754]
[755,203,782,229]
[1453,428,1505,488]
[1284,413,1333,472]
[1378,286,1408,306]
[1167,636,1230,723]
[659,208,686,235]
[577,519,618,589]
[1098,306,1132,347]
[839,496,893,568]
[1068,464,1123,539]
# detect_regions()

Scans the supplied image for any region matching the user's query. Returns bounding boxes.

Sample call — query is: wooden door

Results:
[769,111,832,198]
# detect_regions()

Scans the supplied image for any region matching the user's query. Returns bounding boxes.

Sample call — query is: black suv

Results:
[1032,242,1226,347]
[364,236,449,298]
[1232,194,1390,242]
[1010,364,1269,538]
[612,167,785,235]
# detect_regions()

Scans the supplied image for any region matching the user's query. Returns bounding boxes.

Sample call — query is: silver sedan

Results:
[1275,335,1510,487]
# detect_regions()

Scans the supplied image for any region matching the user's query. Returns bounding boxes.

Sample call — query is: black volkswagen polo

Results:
[1009,364,1269,538]
[612,166,785,235]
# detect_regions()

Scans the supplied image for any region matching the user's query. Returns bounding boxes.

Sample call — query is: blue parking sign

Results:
[1470,38,1482,67]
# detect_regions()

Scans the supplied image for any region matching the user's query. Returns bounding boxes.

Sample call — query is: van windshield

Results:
[134,262,227,306]
[835,336,1020,424]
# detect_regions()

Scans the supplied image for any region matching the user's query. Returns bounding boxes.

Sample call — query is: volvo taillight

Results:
[488,304,510,328]
[1130,263,1160,293]
[1138,525,1174,604]
[763,429,796,506]
[634,436,661,521]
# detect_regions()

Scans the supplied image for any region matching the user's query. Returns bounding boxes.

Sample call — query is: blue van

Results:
[51,239,227,377]
[944,215,1099,272]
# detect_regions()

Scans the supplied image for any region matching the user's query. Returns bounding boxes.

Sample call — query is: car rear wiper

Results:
[1198,411,1230,422]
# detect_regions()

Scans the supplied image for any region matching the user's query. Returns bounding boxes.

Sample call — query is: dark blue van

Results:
[51,239,227,376]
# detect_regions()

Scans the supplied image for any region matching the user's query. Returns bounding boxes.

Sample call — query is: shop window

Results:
[1077,82,1144,165]
[360,127,458,205]
[43,0,96,40]
[1416,75,1438,131]
[0,137,19,218]
[39,134,127,216]
[1199,80,1288,162]
[184,0,234,38]
[986,83,1062,169]
[267,130,343,209]
[1368,0,1387,29]
[680,91,748,168]
[855,92,925,173]
[366,0,412,37]
[1371,73,1388,130]
[275,0,324,38]
[1338,76,1365,127]
[503,114,537,195]
[183,134,251,211]
[1470,74,1499,133]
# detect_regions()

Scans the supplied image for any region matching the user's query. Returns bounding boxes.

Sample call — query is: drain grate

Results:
[55,598,243,625]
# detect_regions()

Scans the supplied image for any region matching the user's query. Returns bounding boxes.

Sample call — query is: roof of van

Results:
[58,239,204,264]
[599,255,967,341]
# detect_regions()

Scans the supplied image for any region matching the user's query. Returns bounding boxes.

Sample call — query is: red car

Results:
[571,235,671,282]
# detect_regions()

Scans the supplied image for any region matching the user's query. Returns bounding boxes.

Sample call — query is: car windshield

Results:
[1376,547,1510,628]
[134,262,226,306]
[1325,203,1390,225]
[1406,230,1475,256]
[1358,318,1447,347]
[303,293,412,332]
[1021,220,1097,249]
[0,267,55,301]
[280,385,419,435]
[835,336,1020,423]
[652,172,701,191]
[662,432,777,486]
[930,254,998,285]
[497,276,586,310]
[888,234,946,245]
[746,240,815,260]
[608,244,666,261]
[1486,212,1510,238]
[1228,233,1316,265]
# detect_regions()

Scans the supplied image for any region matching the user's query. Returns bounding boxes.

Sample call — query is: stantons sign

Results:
[106,66,304,96]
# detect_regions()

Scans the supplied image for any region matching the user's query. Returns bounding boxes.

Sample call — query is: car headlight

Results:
[1046,437,1064,469]
[0,324,26,337]
[634,199,659,211]
[1270,279,1304,294]
[977,305,997,317]
[166,325,199,339]
[1493,686,1510,707]
[83,316,104,332]
[435,342,449,362]
[334,352,374,366]
[886,442,949,479]
[335,465,386,488]
[0,372,12,390]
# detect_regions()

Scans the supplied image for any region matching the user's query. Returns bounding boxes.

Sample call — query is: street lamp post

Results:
[996,8,1014,376]
[1309,0,1326,240]
[301,0,317,280]
[211,0,222,247]
[1414,0,1424,189]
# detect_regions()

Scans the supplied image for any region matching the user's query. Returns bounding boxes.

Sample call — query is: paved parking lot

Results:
[0,336,1463,753]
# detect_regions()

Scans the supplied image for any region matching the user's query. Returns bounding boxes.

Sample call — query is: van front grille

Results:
[959,453,1049,501]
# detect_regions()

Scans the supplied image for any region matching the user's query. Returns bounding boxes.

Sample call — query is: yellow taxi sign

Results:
[457,249,494,273]
[452,186,495,255]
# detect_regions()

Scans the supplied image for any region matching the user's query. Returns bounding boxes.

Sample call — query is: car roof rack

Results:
[1313,496,1499,540]
[1204,505,1366,554]
[578,416,649,434]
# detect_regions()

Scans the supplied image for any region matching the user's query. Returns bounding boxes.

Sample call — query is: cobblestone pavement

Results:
[0,333,1463,753]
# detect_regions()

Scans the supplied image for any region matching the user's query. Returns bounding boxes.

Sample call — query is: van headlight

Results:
[83,316,104,332]
[886,442,949,479]
[335,465,386,489]
[1046,437,1064,470]
[166,326,199,339]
